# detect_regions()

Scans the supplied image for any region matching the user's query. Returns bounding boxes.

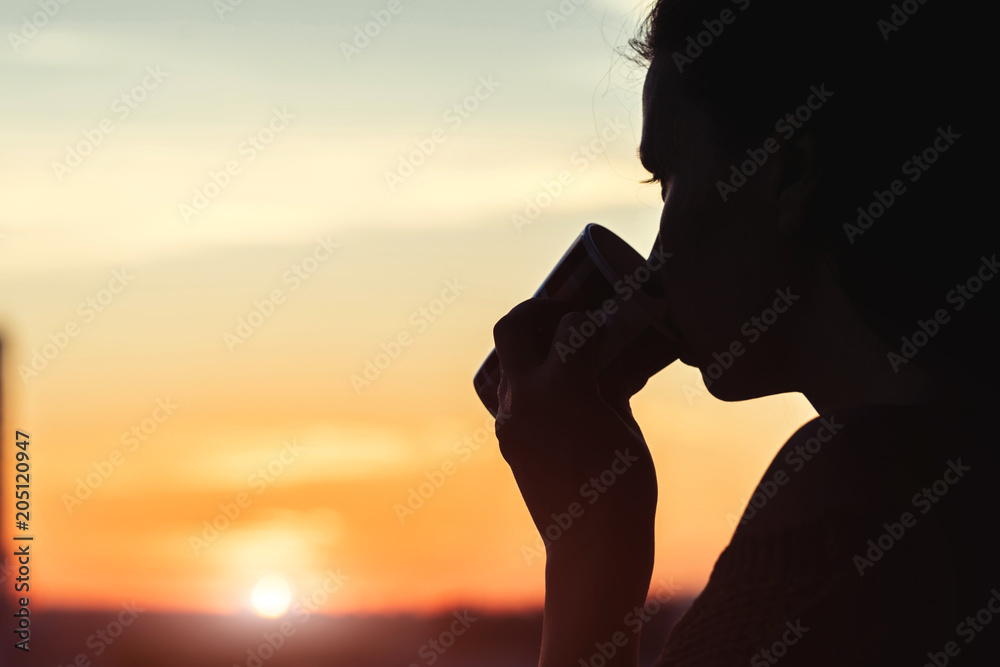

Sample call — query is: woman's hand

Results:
[492,297,678,666]
[493,297,677,551]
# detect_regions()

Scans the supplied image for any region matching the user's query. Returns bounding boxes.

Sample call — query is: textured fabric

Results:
[654,513,865,666]
[652,400,999,666]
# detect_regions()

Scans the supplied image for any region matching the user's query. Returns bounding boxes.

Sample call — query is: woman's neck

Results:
[794,268,958,415]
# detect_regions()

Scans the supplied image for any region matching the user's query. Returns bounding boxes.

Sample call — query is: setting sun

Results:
[251,575,293,618]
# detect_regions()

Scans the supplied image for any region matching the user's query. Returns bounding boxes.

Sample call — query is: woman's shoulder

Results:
[735,398,998,539]
[655,397,1000,665]
[655,503,993,666]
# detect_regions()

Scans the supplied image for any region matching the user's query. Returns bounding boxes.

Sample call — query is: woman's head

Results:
[630,0,993,403]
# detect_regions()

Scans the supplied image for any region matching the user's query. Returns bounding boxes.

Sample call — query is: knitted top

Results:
[653,400,999,666]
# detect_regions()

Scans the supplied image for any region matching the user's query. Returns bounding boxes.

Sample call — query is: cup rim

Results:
[581,222,645,287]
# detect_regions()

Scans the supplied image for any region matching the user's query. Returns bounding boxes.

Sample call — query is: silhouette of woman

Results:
[491,1,997,664]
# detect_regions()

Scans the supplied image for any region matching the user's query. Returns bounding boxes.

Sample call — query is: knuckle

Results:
[495,420,524,465]
[494,403,539,444]
[492,315,510,344]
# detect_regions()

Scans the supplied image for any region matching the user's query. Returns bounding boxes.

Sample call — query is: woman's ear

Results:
[775,130,822,236]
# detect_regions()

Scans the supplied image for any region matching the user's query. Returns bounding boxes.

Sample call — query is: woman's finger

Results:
[493,297,578,375]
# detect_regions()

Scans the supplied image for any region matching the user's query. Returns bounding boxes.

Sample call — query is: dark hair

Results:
[629,0,996,393]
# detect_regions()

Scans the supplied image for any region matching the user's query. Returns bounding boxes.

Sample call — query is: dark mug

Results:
[474,223,679,417]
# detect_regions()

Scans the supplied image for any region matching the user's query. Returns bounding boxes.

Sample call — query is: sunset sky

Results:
[0,0,817,616]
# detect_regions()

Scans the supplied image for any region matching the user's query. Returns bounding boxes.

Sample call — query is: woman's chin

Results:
[677,351,700,368]
[703,377,754,402]
[701,368,787,403]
